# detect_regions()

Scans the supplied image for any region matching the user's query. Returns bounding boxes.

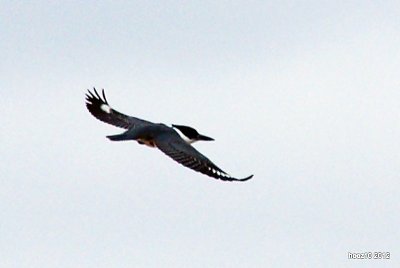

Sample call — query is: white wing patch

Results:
[209,167,228,177]
[100,104,111,114]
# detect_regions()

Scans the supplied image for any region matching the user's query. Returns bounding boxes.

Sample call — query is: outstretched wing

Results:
[155,131,253,182]
[85,88,152,129]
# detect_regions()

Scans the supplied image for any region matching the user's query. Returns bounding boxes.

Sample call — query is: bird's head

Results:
[172,124,214,144]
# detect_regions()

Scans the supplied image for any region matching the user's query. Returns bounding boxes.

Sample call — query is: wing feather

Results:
[155,132,253,182]
[85,88,151,129]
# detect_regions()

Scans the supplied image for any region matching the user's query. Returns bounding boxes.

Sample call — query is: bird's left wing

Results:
[85,88,152,129]
[155,131,253,182]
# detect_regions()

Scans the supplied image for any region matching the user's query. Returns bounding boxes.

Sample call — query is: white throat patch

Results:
[172,126,197,144]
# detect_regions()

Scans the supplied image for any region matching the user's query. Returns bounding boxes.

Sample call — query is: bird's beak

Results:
[198,134,214,141]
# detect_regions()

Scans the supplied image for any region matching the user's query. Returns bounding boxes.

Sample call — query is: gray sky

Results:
[1,1,399,267]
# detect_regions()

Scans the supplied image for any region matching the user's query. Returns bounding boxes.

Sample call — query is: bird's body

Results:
[107,123,170,147]
[85,88,253,182]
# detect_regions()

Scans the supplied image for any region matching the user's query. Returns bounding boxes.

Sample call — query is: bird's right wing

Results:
[85,88,152,129]
[155,131,253,182]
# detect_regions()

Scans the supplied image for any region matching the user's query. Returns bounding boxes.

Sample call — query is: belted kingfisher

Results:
[85,88,253,182]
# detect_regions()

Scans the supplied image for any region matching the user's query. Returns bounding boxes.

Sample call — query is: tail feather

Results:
[106,134,129,141]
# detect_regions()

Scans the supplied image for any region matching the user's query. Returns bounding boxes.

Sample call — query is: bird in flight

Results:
[85,88,253,182]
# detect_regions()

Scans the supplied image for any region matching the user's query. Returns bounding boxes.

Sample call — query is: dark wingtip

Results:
[228,174,254,182]
[85,87,108,104]
[220,174,254,182]
[102,88,108,104]
[238,174,254,181]
[85,87,109,119]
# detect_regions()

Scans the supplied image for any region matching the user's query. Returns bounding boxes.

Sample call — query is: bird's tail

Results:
[106,134,129,141]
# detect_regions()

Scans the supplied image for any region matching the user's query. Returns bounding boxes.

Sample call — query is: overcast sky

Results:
[1,1,399,267]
